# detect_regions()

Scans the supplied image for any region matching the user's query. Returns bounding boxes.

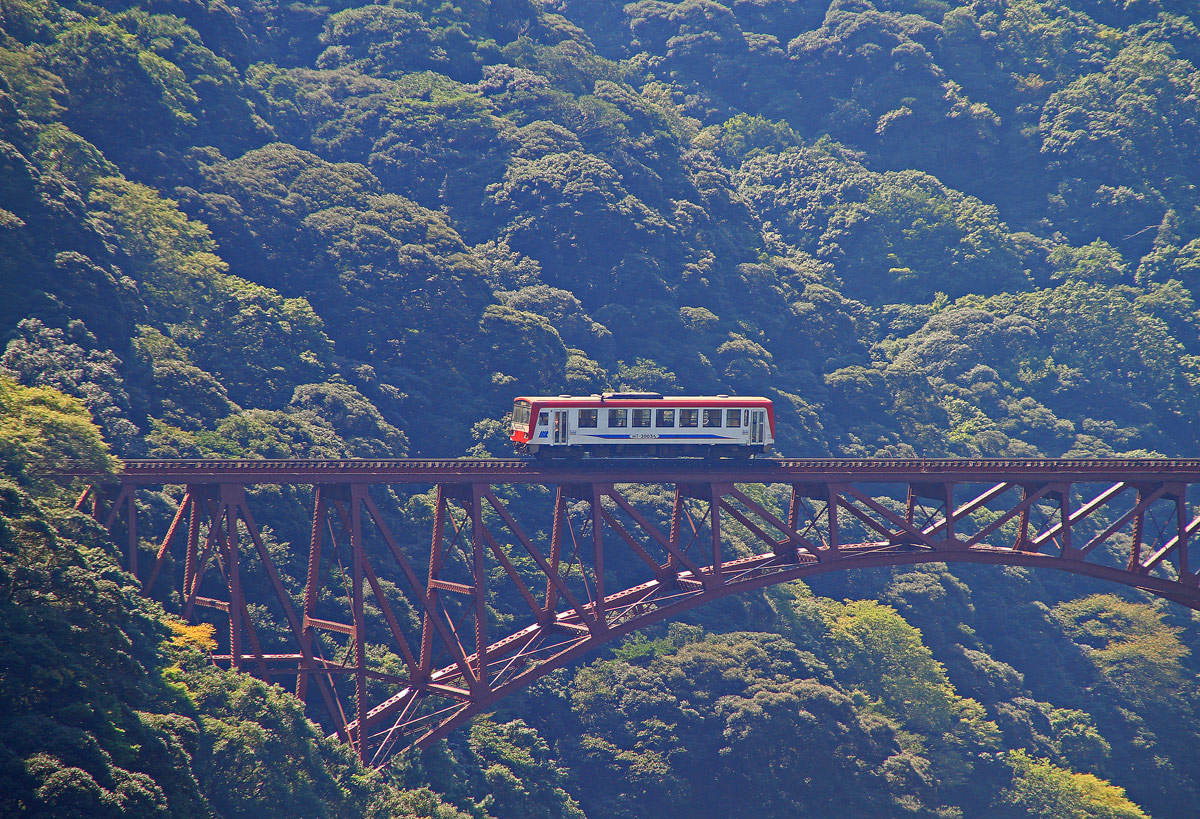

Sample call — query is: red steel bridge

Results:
[80,457,1200,767]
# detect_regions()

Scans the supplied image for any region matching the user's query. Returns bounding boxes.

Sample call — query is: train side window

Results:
[579,409,597,428]
[680,409,698,428]
[608,408,628,427]
[656,409,675,427]
[726,409,741,427]
[703,409,722,427]
[632,408,651,428]
[538,412,549,426]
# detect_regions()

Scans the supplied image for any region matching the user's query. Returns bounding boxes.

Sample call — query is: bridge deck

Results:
[110,457,1200,485]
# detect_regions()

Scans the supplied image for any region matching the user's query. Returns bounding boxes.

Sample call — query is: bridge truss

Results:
[81,458,1200,766]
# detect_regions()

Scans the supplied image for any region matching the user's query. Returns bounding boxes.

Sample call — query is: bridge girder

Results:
[81,458,1200,766]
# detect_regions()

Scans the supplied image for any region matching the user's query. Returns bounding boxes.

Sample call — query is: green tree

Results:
[488,150,670,303]
[994,750,1148,819]
[1039,43,1200,253]
[87,175,227,323]
[1052,594,1189,707]
[467,720,585,819]
[566,629,939,818]
[0,376,114,497]
[47,21,198,171]
[2,318,140,453]
[821,599,1000,789]
[317,6,444,78]
[288,382,408,457]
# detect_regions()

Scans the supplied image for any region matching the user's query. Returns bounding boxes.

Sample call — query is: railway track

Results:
[103,457,1200,485]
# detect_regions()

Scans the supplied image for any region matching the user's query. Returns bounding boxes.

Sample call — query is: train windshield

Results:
[512,400,532,428]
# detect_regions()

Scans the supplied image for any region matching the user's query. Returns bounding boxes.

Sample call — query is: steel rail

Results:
[104,457,1200,485]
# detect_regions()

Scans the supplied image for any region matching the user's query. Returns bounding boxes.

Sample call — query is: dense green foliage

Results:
[4,0,1200,814]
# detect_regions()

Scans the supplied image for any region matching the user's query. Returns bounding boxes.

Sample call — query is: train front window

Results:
[579,409,597,428]
[512,401,531,428]
[656,409,675,427]
[680,409,698,428]
[632,408,651,427]
[608,408,628,427]
[703,409,722,427]
[726,409,741,427]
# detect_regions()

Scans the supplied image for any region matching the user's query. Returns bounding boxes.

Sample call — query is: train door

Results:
[553,410,569,445]
[750,410,765,445]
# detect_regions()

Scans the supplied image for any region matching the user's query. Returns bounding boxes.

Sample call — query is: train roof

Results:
[514,393,772,406]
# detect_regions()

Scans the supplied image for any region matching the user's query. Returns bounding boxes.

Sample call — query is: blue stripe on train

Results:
[584,433,732,440]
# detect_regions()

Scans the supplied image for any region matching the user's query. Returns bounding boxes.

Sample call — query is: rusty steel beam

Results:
[90,457,1200,767]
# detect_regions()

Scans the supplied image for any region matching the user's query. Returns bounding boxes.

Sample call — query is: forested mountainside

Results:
[4,0,1200,814]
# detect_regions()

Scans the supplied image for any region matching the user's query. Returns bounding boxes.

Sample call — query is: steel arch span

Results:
[83,458,1200,767]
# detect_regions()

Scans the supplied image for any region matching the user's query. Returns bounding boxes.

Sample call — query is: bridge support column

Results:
[298,486,326,700]
[792,483,840,555]
[351,484,368,763]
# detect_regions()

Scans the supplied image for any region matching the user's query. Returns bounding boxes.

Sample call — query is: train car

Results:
[509,393,774,458]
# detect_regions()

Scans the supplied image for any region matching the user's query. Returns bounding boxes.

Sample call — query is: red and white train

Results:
[509,393,774,458]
